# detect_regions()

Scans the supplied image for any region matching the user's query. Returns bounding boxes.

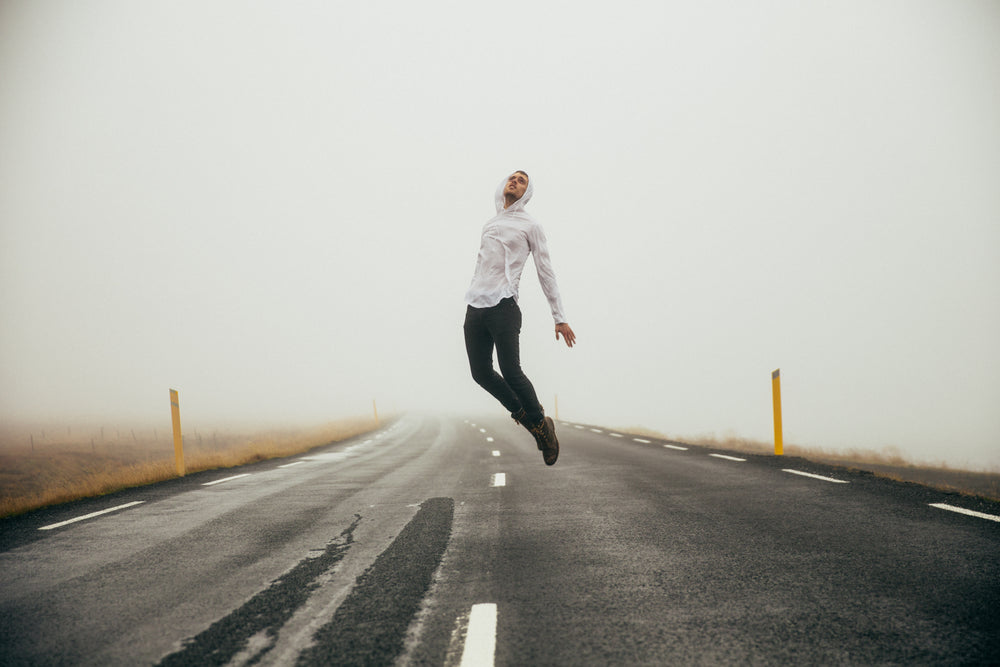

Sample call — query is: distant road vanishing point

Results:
[2,414,998,665]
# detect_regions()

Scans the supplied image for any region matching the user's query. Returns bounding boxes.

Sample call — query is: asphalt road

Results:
[1,414,998,666]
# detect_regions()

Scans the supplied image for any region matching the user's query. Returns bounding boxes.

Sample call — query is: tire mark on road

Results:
[157,515,362,666]
[297,497,454,667]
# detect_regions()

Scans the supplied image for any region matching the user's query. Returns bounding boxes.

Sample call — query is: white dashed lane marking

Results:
[203,473,251,486]
[930,503,1000,522]
[39,501,146,531]
[491,451,500,457]
[460,603,498,667]
[783,469,849,484]
[542,420,1000,528]
[491,473,506,487]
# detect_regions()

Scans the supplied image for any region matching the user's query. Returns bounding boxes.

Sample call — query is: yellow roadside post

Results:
[373,399,379,427]
[771,369,783,456]
[554,394,559,420]
[169,389,186,476]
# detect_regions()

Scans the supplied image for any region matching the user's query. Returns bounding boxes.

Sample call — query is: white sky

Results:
[1,1,998,470]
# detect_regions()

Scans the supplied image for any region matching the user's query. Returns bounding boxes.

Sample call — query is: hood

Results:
[494,172,534,215]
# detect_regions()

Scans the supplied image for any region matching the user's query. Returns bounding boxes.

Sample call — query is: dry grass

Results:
[616,426,1000,501]
[0,416,381,518]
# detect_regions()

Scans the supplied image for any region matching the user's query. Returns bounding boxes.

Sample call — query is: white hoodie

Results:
[464,175,567,324]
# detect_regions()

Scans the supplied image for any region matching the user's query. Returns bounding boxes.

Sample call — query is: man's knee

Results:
[498,362,527,385]
[469,364,495,386]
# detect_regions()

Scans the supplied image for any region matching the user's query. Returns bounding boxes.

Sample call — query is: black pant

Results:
[464,297,544,425]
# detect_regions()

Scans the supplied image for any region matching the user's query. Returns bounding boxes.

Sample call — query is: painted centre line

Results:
[39,501,145,531]
[633,438,651,444]
[930,503,1000,522]
[491,473,506,487]
[203,473,251,486]
[783,469,849,484]
[709,454,746,462]
[460,603,498,667]
[664,444,688,451]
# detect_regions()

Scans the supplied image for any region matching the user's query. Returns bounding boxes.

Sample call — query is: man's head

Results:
[503,170,529,208]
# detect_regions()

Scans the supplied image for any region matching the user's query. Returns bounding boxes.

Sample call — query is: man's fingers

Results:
[556,324,576,348]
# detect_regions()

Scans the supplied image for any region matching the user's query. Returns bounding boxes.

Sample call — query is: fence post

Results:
[771,369,783,456]
[169,389,186,476]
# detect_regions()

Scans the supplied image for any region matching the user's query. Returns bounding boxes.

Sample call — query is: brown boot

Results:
[514,410,545,451]
[529,417,559,465]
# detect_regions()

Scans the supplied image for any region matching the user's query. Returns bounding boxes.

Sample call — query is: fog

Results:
[1,1,998,470]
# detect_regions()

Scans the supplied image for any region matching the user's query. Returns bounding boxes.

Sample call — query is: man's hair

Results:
[514,170,529,182]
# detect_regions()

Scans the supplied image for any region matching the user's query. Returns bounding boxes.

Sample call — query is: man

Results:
[464,170,576,465]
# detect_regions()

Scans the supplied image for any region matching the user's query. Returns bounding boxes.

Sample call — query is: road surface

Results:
[2,414,998,665]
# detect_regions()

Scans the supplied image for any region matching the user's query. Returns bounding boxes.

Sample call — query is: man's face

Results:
[504,172,528,201]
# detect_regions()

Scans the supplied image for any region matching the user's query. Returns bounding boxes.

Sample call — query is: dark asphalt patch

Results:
[156,514,362,667]
[297,497,454,667]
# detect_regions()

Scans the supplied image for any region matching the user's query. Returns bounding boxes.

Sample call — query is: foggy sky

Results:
[1,1,998,470]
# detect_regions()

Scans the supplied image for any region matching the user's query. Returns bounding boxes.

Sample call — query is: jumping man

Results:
[464,171,576,465]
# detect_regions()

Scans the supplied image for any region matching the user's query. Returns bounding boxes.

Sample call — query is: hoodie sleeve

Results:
[528,223,568,324]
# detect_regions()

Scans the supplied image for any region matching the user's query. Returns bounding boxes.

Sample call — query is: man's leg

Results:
[464,305,523,416]
[486,299,560,465]
[486,299,544,425]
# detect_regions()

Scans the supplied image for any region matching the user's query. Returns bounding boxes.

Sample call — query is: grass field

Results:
[0,416,381,518]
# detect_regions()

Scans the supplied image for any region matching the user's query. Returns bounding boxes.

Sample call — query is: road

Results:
[1,414,998,665]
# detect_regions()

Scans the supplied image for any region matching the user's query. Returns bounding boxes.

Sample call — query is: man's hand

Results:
[555,322,576,348]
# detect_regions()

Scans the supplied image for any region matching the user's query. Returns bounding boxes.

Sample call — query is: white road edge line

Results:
[709,454,746,462]
[491,473,506,487]
[664,444,687,451]
[39,501,145,531]
[460,603,498,667]
[203,473,251,486]
[279,461,306,468]
[783,469,849,484]
[930,503,1000,522]
[633,438,651,444]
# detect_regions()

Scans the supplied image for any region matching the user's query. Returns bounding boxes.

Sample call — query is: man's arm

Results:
[528,224,567,324]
